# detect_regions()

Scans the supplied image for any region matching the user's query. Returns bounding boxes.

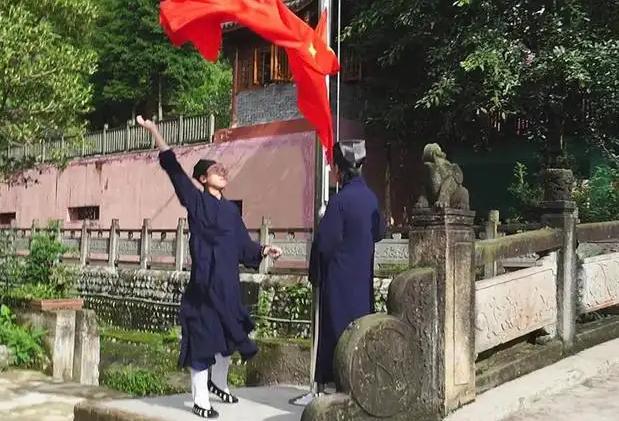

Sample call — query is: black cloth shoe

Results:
[208,380,239,403]
[192,404,219,419]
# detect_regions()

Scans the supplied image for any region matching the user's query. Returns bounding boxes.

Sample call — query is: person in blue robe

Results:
[309,140,385,387]
[137,116,282,419]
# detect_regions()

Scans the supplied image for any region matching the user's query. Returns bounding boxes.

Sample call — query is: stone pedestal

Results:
[73,310,100,385]
[18,310,76,381]
[16,309,100,384]
[409,208,476,414]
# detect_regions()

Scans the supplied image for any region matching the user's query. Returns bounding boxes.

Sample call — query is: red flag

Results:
[285,11,339,162]
[160,0,340,161]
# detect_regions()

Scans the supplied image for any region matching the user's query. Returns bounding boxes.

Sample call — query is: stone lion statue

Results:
[415,143,470,210]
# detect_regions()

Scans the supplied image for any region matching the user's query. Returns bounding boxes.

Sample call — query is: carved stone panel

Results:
[272,240,310,262]
[579,252,619,314]
[375,240,409,264]
[475,254,557,354]
[117,239,139,257]
[150,239,175,257]
[89,238,109,254]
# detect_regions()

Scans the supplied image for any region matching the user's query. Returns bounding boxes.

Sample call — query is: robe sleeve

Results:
[237,215,263,269]
[372,209,386,243]
[159,150,202,217]
[309,199,344,286]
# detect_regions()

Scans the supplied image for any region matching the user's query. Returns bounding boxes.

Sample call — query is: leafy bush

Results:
[507,162,543,222]
[0,305,45,368]
[1,224,78,300]
[255,283,312,339]
[101,366,182,396]
[23,227,77,296]
[573,166,619,223]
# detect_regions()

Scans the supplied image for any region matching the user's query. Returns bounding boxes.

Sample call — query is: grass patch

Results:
[101,366,185,397]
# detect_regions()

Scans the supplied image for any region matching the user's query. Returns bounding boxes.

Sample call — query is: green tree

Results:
[90,0,232,128]
[0,0,98,148]
[345,0,619,165]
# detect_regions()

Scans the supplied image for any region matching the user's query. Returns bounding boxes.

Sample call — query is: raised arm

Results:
[136,116,202,216]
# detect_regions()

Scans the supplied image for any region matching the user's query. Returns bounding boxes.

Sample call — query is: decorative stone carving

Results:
[304,268,440,421]
[578,252,619,314]
[543,168,574,202]
[475,254,557,354]
[415,143,470,210]
[334,314,420,418]
[374,240,409,262]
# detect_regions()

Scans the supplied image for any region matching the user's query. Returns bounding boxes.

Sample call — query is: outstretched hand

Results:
[136,115,169,151]
[263,245,283,260]
[136,115,157,133]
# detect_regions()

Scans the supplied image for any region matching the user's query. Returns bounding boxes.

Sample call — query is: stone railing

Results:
[3,113,221,162]
[304,164,619,421]
[1,217,410,273]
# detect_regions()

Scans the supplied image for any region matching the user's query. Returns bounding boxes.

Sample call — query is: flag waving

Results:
[160,0,340,161]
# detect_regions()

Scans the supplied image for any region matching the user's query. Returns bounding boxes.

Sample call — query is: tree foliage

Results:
[90,0,232,128]
[345,0,619,162]
[0,0,98,148]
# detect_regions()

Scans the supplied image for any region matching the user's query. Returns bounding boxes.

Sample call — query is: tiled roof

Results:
[223,0,315,31]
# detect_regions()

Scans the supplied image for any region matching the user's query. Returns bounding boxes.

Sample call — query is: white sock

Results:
[190,368,211,409]
[210,353,231,393]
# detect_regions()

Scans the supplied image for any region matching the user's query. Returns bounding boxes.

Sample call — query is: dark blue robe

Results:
[309,176,385,384]
[159,150,262,371]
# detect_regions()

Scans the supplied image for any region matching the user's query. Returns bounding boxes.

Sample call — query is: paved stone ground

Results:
[502,363,619,421]
[94,386,307,421]
[0,370,123,421]
[448,338,619,421]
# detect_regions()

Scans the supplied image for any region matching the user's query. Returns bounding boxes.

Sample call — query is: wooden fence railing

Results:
[3,114,221,162]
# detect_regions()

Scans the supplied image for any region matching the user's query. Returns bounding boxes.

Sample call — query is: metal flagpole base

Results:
[289,383,326,406]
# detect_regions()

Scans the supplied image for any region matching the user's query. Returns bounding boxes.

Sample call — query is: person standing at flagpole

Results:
[136,115,282,419]
[309,140,385,389]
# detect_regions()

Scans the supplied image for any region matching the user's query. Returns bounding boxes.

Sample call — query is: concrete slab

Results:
[502,363,619,421]
[79,385,308,421]
[447,338,619,421]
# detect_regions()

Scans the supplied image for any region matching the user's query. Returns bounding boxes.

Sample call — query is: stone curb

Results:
[75,401,166,421]
[446,338,619,421]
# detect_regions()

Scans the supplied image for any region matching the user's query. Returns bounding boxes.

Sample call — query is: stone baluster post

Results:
[409,208,477,414]
[541,168,578,350]
[79,220,89,267]
[107,219,119,268]
[484,210,500,277]
[140,218,151,270]
[175,218,187,272]
[259,217,271,274]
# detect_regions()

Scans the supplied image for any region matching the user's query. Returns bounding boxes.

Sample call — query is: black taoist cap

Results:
[334,140,366,169]
[192,159,217,180]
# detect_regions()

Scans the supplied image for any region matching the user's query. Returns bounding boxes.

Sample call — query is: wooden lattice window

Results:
[236,48,254,92]
[69,206,100,222]
[341,49,362,82]
[271,46,292,82]
[253,45,273,86]
[0,212,16,227]
[235,43,293,93]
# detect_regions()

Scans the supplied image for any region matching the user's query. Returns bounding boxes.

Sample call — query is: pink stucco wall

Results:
[0,131,316,230]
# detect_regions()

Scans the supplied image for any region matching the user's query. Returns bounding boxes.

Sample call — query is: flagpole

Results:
[311,0,332,395]
[291,0,333,406]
